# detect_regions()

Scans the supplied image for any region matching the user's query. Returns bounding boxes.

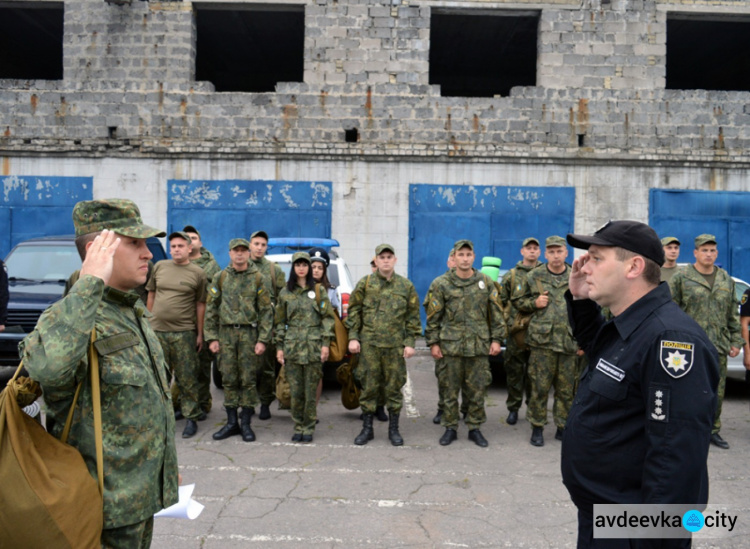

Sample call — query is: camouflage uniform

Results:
[274,285,334,435]
[252,256,286,407]
[21,276,179,530]
[191,247,221,413]
[425,269,505,431]
[514,264,579,430]
[205,265,273,410]
[669,264,744,434]
[346,272,421,415]
[499,261,540,414]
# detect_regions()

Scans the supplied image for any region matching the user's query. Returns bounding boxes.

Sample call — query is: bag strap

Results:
[60,330,104,497]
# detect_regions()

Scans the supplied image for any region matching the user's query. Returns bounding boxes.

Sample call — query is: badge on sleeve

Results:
[649,385,669,422]
[660,341,694,378]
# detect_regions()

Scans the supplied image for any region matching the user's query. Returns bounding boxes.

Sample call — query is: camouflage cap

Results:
[694,234,717,248]
[661,236,680,246]
[453,239,474,252]
[546,235,567,248]
[522,237,540,247]
[229,238,250,250]
[183,225,200,238]
[168,231,192,243]
[73,199,165,238]
[292,251,311,264]
[250,230,269,241]
[375,243,395,255]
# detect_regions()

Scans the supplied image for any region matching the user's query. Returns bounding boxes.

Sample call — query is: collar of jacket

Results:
[611,282,672,341]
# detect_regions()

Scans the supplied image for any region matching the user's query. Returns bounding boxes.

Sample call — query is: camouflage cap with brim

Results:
[168,231,192,243]
[73,199,165,238]
[545,235,567,248]
[522,237,540,247]
[661,236,680,246]
[375,243,395,255]
[292,251,311,264]
[694,234,717,248]
[453,239,474,251]
[229,238,250,250]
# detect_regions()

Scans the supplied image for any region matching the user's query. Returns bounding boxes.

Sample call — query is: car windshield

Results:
[6,244,81,282]
[276,260,341,287]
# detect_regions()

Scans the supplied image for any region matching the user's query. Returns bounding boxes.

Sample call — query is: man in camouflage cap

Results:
[205,238,273,442]
[513,235,580,447]
[425,240,505,447]
[669,233,744,449]
[660,236,681,282]
[346,243,422,446]
[21,199,178,548]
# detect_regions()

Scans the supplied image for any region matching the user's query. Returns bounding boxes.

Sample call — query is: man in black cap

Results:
[562,220,718,548]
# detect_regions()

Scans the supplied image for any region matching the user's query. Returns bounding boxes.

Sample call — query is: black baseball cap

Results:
[567,220,665,266]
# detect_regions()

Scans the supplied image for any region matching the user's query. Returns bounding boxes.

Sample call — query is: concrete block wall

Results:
[0,0,749,165]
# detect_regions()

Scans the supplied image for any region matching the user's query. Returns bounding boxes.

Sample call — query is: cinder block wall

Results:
[1,0,749,164]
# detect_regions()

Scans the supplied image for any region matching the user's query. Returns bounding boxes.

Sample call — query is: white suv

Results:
[266,238,355,318]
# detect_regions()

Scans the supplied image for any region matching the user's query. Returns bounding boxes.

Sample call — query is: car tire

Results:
[212,359,223,389]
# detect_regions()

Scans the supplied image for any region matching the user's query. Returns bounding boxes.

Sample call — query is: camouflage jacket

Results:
[499,261,541,324]
[252,256,286,307]
[204,265,273,344]
[192,247,221,288]
[345,272,422,349]
[514,264,578,354]
[274,284,335,364]
[669,265,745,354]
[20,275,178,528]
[424,269,505,357]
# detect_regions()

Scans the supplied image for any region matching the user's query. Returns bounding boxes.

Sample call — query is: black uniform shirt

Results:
[562,283,719,511]
[0,259,7,325]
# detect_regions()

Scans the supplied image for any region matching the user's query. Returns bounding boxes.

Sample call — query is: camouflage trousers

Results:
[437,355,491,430]
[286,361,323,435]
[257,340,279,406]
[504,336,531,413]
[171,344,214,414]
[527,347,578,429]
[358,343,407,415]
[713,354,728,434]
[218,325,261,409]
[155,330,201,420]
[101,516,153,549]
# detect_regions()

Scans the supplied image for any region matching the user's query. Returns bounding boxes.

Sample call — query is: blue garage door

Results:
[168,179,332,268]
[409,184,576,324]
[0,176,93,259]
[650,189,750,283]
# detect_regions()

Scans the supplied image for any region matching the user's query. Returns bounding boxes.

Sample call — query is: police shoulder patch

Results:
[660,340,694,378]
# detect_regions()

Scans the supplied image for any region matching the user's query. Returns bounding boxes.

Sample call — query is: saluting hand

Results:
[569,253,591,300]
[80,229,121,285]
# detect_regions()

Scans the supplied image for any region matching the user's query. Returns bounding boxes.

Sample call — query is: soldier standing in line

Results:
[146,231,207,439]
[0,257,7,332]
[21,199,178,547]
[183,225,221,416]
[660,236,681,282]
[669,233,744,449]
[514,235,579,447]
[425,248,456,425]
[499,237,541,426]
[740,286,750,380]
[205,238,273,442]
[275,252,334,443]
[425,240,504,447]
[347,244,422,446]
[248,230,286,419]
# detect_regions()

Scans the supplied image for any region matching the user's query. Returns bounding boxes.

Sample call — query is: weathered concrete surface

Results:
[153,345,750,548]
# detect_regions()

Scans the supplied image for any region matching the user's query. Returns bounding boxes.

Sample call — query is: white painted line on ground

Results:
[401,371,420,418]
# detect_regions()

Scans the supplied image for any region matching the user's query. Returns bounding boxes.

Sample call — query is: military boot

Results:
[388,412,403,446]
[213,408,241,440]
[354,414,374,445]
[240,407,256,442]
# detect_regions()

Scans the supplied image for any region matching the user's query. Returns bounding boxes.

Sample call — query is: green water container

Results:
[481,256,502,282]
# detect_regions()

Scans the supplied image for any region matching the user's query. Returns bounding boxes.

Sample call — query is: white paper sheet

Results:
[154,483,204,520]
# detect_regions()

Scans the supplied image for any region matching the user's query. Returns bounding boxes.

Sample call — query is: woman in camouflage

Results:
[275,252,335,442]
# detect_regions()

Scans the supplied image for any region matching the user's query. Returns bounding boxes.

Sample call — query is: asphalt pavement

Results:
[153,345,750,548]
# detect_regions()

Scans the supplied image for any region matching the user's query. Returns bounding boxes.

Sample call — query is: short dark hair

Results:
[75,232,99,260]
[615,247,661,286]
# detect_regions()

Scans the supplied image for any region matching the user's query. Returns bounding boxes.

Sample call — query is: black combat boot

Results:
[354,413,374,445]
[240,407,256,442]
[388,412,404,446]
[213,408,241,440]
[530,426,544,447]
[375,406,388,422]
